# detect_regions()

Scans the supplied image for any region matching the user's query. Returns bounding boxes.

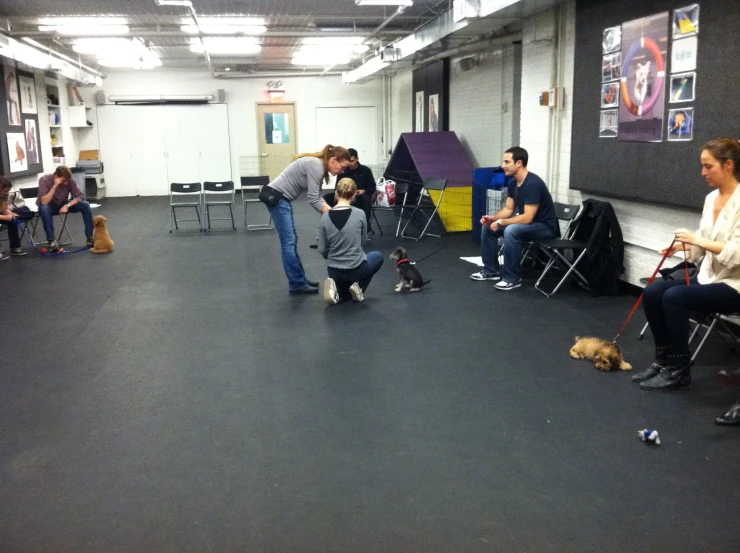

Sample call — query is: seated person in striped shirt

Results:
[36,165,94,252]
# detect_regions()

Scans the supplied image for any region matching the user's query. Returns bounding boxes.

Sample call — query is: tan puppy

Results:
[569,336,632,371]
[89,215,114,254]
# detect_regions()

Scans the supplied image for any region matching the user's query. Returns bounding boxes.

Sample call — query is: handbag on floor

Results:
[374,177,396,207]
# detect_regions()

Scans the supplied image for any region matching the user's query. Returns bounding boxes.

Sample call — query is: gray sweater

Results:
[267,156,326,212]
[318,206,368,269]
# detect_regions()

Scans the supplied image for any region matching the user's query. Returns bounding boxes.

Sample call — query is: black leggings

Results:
[643,278,740,355]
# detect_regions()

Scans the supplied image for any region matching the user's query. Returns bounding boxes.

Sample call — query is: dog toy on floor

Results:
[638,429,660,445]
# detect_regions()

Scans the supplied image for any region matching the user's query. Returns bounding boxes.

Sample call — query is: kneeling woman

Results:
[635,139,740,411]
[318,178,383,304]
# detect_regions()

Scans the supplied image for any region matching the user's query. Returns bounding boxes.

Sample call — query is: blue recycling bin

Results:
[472,166,506,244]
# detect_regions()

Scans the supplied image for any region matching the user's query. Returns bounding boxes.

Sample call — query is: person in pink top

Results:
[36,165,94,251]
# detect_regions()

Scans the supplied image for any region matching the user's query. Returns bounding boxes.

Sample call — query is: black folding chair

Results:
[533,202,588,298]
[241,176,273,231]
[400,178,448,240]
[370,180,412,237]
[203,180,236,231]
[169,182,203,232]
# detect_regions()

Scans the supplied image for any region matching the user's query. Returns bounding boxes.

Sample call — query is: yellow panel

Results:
[428,186,472,232]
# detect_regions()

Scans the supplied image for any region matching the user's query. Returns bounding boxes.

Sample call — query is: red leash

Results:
[613,240,690,342]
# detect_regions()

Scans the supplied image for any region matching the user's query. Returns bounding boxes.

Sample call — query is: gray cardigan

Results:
[318,206,368,269]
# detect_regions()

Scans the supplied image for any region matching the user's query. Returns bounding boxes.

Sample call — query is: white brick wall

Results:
[391,69,413,147]
[449,48,516,166]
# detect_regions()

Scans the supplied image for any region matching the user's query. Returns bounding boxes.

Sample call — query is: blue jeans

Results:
[327,251,384,300]
[643,278,740,355]
[481,222,555,283]
[38,201,94,242]
[266,199,310,290]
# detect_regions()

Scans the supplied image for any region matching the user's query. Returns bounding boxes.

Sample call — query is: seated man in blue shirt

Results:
[471,146,558,290]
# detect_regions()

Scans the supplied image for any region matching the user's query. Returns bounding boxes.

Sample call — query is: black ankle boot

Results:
[715,394,740,426]
[632,347,669,383]
[640,353,691,391]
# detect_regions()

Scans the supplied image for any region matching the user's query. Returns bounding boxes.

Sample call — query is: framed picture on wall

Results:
[19,75,37,114]
[602,53,621,83]
[4,64,21,126]
[428,93,439,131]
[415,91,424,132]
[6,132,28,172]
[25,119,39,165]
[671,36,698,73]
[667,108,693,141]
[599,109,618,138]
[673,4,699,38]
[669,72,696,103]
[602,26,621,54]
[601,82,619,108]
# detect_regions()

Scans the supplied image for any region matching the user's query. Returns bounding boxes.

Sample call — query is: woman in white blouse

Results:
[633,139,740,408]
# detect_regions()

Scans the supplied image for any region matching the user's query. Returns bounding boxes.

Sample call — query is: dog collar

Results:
[396,258,409,265]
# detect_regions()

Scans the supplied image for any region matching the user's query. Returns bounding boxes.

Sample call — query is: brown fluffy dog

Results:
[569,336,632,371]
[89,215,114,254]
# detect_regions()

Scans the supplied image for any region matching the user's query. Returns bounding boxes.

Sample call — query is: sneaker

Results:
[0,251,8,261]
[349,282,365,302]
[10,248,26,256]
[323,278,339,304]
[47,240,60,252]
[306,279,319,287]
[470,270,501,281]
[86,236,94,247]
[494,280,521,291]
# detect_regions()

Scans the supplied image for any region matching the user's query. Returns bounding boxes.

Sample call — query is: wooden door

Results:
[256,103,296,180]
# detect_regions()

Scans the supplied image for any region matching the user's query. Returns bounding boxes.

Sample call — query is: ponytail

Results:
[294,144,350,184]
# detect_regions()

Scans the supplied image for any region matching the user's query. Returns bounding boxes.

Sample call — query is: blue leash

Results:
[13,219,91,257]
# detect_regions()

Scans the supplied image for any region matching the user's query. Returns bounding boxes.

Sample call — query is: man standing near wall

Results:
[470,146,558,290]
[36,165,94,252]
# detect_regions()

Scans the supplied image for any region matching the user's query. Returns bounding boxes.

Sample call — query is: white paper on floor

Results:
[90,203,101,208]
[460,256,484,266]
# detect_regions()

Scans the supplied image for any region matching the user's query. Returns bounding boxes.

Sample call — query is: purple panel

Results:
[393,131,474,188]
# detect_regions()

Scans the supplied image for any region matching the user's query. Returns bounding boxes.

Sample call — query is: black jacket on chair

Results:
[572,199,625,296]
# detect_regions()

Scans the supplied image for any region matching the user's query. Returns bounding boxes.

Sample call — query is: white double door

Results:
[97,104,231,197]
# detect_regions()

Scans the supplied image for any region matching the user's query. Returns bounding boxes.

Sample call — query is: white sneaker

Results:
[494,280,521,291]
[349,282,364,302]
[323,278,339,304]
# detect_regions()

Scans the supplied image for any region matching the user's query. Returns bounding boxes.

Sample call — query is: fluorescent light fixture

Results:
[190,37,261,55]
[180,16,266,34]
[292,57,350,66]
[38,17,127,26]
[38,17,130,35]
[156,0,193,6]
[355,0,413,5]
[72,38,136,55]
[301,36,367,45]
[39,24,130,35]
[181,24,267,34]
[98,57,162,69]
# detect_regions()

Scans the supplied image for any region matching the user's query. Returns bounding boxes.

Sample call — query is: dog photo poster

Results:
[7,132,28,172]
[618,12,668,143]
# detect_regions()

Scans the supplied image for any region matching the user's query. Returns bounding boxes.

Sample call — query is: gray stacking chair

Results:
[169,182,203,232]
[204,180,236,231]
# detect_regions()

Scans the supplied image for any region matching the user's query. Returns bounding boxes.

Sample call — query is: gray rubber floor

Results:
[1,197,739,552]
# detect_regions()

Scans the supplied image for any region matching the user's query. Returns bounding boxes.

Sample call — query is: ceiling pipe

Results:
[13,29,410,39]
[19,36,105,78]
[373,6,407,35]
[415,29,522,65]
[215,71,343,78]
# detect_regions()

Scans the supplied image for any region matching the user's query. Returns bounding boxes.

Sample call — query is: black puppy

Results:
[389,246,428,292]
